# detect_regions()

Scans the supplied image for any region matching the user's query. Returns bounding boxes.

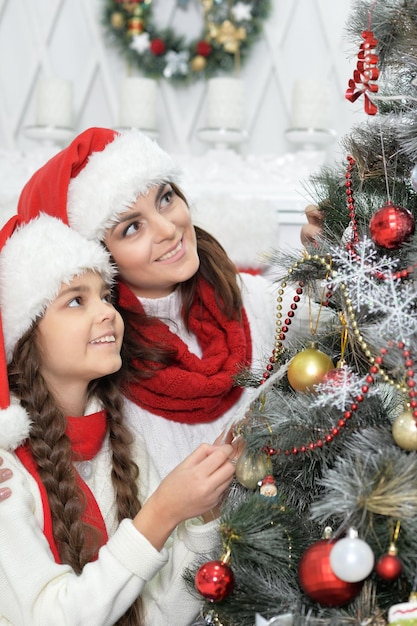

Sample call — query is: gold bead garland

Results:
[256,252,412,457]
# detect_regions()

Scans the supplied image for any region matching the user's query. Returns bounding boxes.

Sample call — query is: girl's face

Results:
[104,183,199,299]
[36,271,124,411]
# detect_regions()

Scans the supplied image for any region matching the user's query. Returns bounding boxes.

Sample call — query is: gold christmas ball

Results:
[110,12,125,29]
[392,409,417,450]
[287,344,333,392]
[235,451,272,489]
[191,55,207,72]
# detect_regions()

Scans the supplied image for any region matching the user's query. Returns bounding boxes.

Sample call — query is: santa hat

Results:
[17,127,182,241]
[0,213,114,450]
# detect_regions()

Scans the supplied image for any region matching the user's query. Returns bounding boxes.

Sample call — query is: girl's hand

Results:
[213,426,245,463]
[133,443,235,549]
[0,457,13,501]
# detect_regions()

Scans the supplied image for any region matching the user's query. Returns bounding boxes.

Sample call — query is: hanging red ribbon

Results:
[345,29,379,115]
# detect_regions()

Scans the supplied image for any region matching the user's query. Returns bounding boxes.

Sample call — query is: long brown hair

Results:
[118,183,244,381]
[8,323,144,626]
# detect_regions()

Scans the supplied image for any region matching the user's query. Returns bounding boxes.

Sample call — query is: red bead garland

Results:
[344,157,416,280]
[259,282,304,385]
[260,340,415,458]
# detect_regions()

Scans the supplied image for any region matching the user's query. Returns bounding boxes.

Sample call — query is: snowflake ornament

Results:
[130,32,150,54]
[232,2,253,22]
[327,237,399,310]
[163,50,190,79]
[312,365,377,411]
[328,237,417,343]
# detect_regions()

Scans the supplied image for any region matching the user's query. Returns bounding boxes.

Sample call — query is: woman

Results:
[0,213,235,625]
[17,128,324,477]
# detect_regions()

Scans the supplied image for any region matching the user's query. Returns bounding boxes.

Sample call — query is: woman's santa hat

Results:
[17,127,182,241]
[0,213,115,450]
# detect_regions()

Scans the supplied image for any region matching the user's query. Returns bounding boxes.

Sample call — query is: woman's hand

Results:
[133,443,235,549]
[0,457,13,501]
[300,205,324,246]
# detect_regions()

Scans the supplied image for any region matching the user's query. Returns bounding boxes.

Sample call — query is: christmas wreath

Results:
[102,0,272,84]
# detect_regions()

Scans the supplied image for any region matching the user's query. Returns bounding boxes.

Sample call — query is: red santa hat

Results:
[17,127,182,241]
[0,213,115,450]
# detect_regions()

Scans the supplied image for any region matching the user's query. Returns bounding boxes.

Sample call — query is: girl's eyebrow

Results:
[54,285,90,302]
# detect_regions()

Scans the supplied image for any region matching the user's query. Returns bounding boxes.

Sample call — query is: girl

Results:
[17,127,324,478]
[0,213,235,625]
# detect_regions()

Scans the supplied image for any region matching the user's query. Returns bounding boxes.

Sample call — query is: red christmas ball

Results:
[298,540,363,607]
[195,560,235,602]
[150,38,166,56]
[196,40,212,57]
[375,553,403,581]
[369,202,415,249]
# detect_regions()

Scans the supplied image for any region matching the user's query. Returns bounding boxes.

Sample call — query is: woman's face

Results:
[36,271,124,407]
[104,184,199,299]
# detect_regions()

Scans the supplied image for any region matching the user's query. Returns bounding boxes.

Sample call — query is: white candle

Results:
[36,78,73,128]
[205,77,244,130]
[119,77,157,130]
[290,79,330,129]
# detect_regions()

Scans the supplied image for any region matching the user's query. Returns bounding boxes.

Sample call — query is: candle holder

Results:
[114,127,158,141]
[197,127,248,150]
[24,125,74,147]
[285,127,337,151]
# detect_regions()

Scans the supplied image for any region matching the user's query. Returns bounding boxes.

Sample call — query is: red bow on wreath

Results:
[345,30,379,115]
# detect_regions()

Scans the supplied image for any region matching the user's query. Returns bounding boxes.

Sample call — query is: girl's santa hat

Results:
[0,213,115,450]
[17,127,182,241]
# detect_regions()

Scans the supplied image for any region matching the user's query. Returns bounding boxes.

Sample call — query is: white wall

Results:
[0,0,360,156]
[0,0,365,259]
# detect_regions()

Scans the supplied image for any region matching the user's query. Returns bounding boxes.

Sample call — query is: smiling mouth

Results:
[157,239,182,261]
[90,335,116,344]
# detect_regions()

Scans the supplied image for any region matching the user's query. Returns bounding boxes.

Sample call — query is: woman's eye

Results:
[160,187,173,208]
[123,221,141,237]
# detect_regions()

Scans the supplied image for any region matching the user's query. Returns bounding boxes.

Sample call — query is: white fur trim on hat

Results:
[0,214,115,363]
[67,128,183,241]
[0,398,31,451]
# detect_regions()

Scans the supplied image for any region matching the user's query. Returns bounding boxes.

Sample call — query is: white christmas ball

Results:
[329,536,375,582]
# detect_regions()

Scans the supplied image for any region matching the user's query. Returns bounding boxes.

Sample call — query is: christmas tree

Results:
[187,1,417,625]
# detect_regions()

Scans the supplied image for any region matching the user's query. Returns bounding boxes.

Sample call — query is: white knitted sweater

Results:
[124,272,314,479]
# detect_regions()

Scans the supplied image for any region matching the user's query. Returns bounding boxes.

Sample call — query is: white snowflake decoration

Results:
[163,50,190,79]
[311,365,377,411]
[232,2,253,21]
[327,237,417,342]
[130,33,151,55]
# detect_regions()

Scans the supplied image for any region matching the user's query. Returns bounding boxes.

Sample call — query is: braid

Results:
[95,380,141,522]
[9,331,94,573]
[9,325,145,625]
[94,380,144,625]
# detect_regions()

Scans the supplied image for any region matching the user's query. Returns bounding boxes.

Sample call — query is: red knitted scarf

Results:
[119,279,252,424]
[15,410,108,563]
